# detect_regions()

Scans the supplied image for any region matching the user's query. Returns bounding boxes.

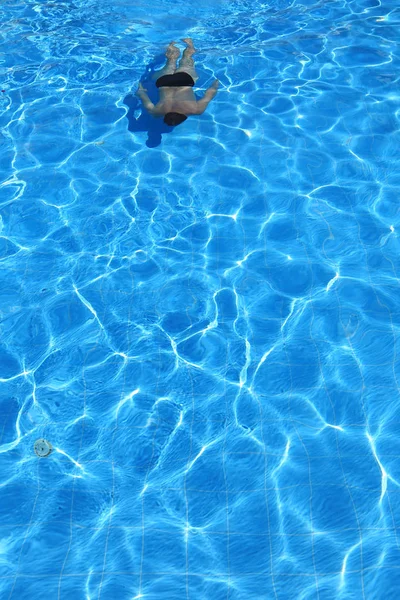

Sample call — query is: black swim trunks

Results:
[156,71,195,88]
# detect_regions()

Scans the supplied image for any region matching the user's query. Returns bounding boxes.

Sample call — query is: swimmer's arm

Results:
[196,80,219,114]
[149,105,165,118]
[135,83,156,113]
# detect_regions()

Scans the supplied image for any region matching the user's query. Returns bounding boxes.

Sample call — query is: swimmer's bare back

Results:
[135,39,219,122]
[136,80,219,116]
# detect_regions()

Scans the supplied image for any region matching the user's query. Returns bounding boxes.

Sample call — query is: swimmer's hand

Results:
[197,80,220,114]
[135,82,148,96]
[135,83,155,113]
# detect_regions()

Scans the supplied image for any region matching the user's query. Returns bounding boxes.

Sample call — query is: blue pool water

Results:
[1,0,400,598]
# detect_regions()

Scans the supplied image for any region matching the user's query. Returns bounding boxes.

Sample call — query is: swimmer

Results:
[136,39,219,126]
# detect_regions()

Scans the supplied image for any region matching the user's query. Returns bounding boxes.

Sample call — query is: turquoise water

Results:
[1,0,400,598]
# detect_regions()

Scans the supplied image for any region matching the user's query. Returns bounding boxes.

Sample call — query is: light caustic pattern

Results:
[0,0,400,598]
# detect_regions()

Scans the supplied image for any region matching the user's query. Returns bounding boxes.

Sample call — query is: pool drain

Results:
[34,439,52,458]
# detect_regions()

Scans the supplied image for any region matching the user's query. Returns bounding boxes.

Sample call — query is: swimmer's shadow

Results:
[123,54,171,148]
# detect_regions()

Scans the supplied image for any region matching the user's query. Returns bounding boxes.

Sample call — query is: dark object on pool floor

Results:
[34,438,53,457]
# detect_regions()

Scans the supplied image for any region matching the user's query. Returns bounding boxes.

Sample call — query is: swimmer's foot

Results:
[166,41,180,59]
[182,38,196,54]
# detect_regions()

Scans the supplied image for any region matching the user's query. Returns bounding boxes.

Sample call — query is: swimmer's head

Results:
[164,112,187,127]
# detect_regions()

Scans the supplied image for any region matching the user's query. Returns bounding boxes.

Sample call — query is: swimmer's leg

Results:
[152,42,180,80]
[175,38,199,82]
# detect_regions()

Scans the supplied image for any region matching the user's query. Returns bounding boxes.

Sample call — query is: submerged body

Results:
[136,39,219,124]
[154,86,200,116]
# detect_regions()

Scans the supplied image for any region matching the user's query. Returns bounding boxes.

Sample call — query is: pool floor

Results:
[0,0,400,598]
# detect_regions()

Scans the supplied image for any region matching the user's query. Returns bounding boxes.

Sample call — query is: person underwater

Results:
[136,38,219,126]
